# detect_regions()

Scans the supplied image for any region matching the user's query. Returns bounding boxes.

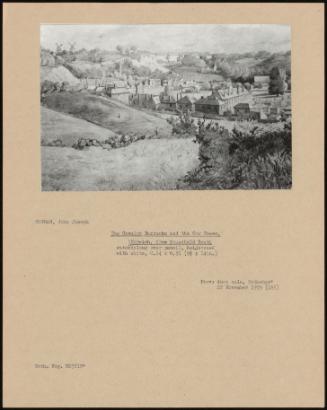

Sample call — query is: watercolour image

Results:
[41,24,292,191]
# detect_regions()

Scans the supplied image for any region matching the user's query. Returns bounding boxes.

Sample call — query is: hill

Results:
[41,65,80,85]
[41,107,117,146]
[254,51,291,75]
[42,92,172,137]
[212,51,291,80]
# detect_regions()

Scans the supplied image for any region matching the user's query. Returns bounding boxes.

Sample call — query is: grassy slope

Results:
[42,138,199,191]
[42,92,172,137]
[41,107,117,146]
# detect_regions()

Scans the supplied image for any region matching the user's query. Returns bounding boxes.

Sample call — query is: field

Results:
[41,107,117,146]
[42,138,199,191]
[42,92,172,137]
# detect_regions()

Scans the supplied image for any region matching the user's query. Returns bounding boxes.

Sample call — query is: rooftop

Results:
[177,95,197,104]
[194,95,224,106]
[111,87,130,94]
[234,103,250,109]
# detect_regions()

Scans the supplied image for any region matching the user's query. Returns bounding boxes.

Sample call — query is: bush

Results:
[166,109,198,137]
[181,121,292,189]
[71,132,152,151]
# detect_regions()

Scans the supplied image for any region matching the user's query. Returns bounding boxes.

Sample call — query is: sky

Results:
[41,24,291,54]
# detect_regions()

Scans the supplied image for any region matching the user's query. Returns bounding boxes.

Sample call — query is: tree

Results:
[60,81,70,92]
[116,45,124,54]
[269,66,286,95]
[287,78,291,91]
[41,80,56,95]
[55,42,64,53]
[88,48,104,63]
[68,42,76,53]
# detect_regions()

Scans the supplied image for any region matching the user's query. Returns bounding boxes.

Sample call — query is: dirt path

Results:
[42,137,199,191]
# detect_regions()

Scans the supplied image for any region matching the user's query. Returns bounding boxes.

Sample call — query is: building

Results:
[109,79,127,88]
[254,75,270,87]
[108,87,130,104]
[151,96,161,110]
[159,85,177,111]
[250,110,268,121]
[194,86,250,116]
[129,93,160,110]
[95,86,106,95]
[217,86,251,112]
[176,95,197,112]
[149,78,162,87]
[281,107,292,120]
[159,95,176,111]
[161,78,174,87]
[167,53,179,64]
[234,103,251,118]
[269,106,281,115]
[194,94,223,115]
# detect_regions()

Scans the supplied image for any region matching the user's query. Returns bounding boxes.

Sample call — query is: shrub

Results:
[166,109,198,137]
[181,121,292,190]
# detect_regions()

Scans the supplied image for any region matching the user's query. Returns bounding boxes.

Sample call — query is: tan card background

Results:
[3,3,324,407]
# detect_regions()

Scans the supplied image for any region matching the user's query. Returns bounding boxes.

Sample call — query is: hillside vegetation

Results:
[180,120,292,190]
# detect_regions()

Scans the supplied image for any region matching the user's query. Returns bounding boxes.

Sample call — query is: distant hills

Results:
[40,46,291,82]
[208,51,291,80]
[254,51,291,74]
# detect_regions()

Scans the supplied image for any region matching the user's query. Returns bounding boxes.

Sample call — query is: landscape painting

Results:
[41,24,292,191]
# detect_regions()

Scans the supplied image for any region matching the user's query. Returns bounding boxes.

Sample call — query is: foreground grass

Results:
[42,138,199,191]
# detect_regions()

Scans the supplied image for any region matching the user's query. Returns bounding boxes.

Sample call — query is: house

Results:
[194,85,251,116]
[249,110,267,121]
[234,103,251,118]
[194,95,224,115]
[95,86,106,95]
[281,107,292,120]
[159,85,177,111]
[266,106,282,121]
[151,96,161,110]
[108,87,130,104]
[111,79,127,88]
[254,75,270,87]
[167,54,179,64]
[217,86,251,112]
[176,95,197,112]
[269,106,281,115]
[129,93,160,110]
[149,78,162,87]
[161,78,174,87]
[159,94,176,111]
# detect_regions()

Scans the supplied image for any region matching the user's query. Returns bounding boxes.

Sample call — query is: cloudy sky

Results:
[41,24,291,54]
